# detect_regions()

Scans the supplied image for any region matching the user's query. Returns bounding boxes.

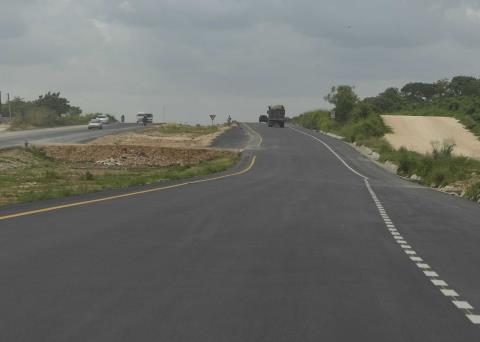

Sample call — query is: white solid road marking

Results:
[289,125,480,325]
[289,126,369,179]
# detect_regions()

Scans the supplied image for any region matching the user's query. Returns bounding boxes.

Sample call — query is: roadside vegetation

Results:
[155,124,219,136]
[0,146,238,206]
[0,91,116,130]
[292,76,480,202]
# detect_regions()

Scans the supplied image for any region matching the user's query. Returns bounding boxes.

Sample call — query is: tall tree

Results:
[401,82,437,100]
[324,85,358,122]
[35,92,71,116]
[448,76,480,96]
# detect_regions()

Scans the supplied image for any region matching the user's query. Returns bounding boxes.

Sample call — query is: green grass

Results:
[465,182,480,201]
[347,136,480,188]
[0,148,238,206]
[293,110,390,143]
[293,110,480,191]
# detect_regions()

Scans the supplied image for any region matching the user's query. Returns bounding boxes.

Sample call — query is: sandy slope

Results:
[382,115,480,159]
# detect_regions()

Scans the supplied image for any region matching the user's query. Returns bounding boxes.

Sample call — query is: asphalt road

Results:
[1,123,480,341]
[210,124,250,149]
[0,123,140,148]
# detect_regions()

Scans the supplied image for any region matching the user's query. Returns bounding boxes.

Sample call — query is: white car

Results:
[96,115,110,124]
[88,119,103,129]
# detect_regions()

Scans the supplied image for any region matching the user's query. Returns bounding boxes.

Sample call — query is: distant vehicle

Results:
[259,115,268,123]
[267,105,286,128]
[88,119,103,130]
[95,115,110,124]
[136,113,153,125]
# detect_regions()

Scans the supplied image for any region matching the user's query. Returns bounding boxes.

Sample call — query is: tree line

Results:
[325,76,480,124]
[0,91,115,128]
[293,75,480,143]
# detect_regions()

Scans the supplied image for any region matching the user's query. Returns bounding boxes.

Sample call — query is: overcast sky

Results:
[2,0,480,123]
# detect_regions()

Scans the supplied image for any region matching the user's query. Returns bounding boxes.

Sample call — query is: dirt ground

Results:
[40,145,234,168]
[89,124,232,149]
[382,115,480,159]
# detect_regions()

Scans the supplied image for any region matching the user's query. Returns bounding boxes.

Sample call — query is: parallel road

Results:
[1,123,480,341]
[0,123,140,148]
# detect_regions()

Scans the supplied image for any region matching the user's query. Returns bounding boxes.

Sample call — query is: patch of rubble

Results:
[89,124,232,149]
[95,158,123,167]
[39,145,235,168]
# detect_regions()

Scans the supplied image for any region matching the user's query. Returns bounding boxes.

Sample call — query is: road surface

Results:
[1,123,480,341]
[0,123,140,148]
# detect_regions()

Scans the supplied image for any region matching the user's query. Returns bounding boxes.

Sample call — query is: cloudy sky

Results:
[2,0,480,123]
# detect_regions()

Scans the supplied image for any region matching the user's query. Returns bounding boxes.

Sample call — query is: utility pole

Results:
[7,93,12,120]
[163,105,166,123]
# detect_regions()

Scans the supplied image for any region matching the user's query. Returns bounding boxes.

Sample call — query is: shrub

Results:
[44,170,61,180]
[431,140,455,159]
[396,148,418,175]
[465,182,480,201]
[84,171,94,181]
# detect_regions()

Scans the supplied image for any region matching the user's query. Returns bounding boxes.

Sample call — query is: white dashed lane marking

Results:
[441,289,460,297]
[364,178,479,325]
[432,279,448,287]
[454,301,474,310]
[468,315,480,324]
[289,126,480,325]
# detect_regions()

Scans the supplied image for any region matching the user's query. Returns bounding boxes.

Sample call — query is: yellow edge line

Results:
[243,123,263,147]
[0,155,257,221]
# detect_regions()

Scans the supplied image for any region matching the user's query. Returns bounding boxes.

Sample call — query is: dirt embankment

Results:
[90,124,231,149]
[382,115,480,159]
[40,145,234,168]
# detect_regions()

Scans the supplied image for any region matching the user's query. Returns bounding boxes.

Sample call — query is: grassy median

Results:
[0,147,238,206]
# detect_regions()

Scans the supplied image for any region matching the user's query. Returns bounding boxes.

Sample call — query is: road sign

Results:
[209,114,216,126]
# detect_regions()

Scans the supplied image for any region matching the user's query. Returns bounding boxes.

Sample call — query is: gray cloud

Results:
[2,0,480,123]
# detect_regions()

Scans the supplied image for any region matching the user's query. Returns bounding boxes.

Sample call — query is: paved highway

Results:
[0,123,140,148]
[1,123,480,341]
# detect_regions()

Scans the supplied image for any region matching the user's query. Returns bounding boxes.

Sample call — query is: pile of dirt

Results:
[40,145,234,168]
[0,148,39,171]
[90,125,231,148]
[382,115,480,159]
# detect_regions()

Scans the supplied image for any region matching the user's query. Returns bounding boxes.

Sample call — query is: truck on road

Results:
[267,105,286,128]
[136,112,153,125]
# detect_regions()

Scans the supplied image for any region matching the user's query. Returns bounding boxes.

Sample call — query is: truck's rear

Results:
[267,105,286,128]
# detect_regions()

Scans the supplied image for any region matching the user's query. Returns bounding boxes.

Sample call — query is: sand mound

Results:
[382,115,480,159]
